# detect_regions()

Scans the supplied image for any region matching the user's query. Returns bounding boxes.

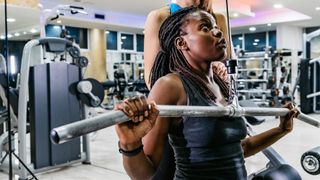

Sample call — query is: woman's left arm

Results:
[241,103,299,158]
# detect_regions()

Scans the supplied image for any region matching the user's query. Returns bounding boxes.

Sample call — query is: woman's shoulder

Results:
[151,73,187,105]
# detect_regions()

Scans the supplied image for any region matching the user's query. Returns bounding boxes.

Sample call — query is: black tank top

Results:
[168,74,247,179]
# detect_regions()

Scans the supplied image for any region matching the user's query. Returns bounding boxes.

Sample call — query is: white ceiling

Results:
[1,0,320,39]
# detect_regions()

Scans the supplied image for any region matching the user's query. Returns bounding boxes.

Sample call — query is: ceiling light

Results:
[38,3,43,8]
[23,32,27,35]
[0,35,5,40]
[105,31,110,34]
[14,33,20,37]
[267,23,272,26]
[7,18,16,22]
[253,42,258,46]
[273,4,283,9]
[30,29,37,33]
[316,7,320,11]
[7,34,12,38]
[142,30,145,34]
[254,39,260,42]
[121,36,127,40]
[249,27,256,32]
[233,13,239,17]
[57,20,62,24]
[53,25,61,29]
[238,37,243,40]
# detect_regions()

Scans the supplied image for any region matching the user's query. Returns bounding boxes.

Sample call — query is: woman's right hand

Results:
[115,96,159,150]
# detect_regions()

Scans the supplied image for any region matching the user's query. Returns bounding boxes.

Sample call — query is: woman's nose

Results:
[212,28,223,37]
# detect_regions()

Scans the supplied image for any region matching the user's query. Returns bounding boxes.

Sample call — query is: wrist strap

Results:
[118,141,144,157]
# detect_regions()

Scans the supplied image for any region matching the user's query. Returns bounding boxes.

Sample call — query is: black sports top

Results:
[168,74,248,179]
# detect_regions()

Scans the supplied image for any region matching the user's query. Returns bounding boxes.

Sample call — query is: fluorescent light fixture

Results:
[254,39,260,42]
[274,4,283,9]
[233,13,239,17]
[249,27,256,31]
[121,36,127,40]
[267,23,272,26]
[30,29,37,33]
[10,55,16,74]
[253,42,258,46]
[7,18,16,22]
[238,37,243,40]
[14,33,20,37]
[316,7,320,11]
[57,20,62,24]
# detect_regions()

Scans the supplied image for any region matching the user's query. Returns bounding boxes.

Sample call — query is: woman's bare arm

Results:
[117,74,185,179]
[144,7,169,89]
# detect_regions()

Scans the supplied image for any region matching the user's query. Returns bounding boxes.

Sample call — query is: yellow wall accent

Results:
[0,0,39,8]
[82,28,107,82]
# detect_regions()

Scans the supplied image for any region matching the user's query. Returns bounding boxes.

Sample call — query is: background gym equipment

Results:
[0,37,105,179]
[301,146,320,175]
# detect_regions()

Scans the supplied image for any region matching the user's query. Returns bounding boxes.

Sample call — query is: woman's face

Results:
[180,10,227,62]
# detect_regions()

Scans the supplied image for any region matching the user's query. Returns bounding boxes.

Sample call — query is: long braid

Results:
[150,7,232,103]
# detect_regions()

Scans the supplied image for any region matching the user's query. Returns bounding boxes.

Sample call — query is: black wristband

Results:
[118,141,144,157]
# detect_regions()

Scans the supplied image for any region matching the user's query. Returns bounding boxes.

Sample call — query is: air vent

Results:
[95,13,105,20]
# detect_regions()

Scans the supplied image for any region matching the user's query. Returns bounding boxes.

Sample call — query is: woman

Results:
[117,7,298,179]
[144,0,231,89]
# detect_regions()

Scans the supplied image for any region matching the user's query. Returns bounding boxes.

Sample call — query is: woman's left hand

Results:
[279,103,300,133]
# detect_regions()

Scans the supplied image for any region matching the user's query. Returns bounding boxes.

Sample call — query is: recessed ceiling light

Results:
[121,36,127,39]
[105,31,110,34]
[14,33,20,37]
[316,7,320,11]
[253,42,258,46]
[267,23,272,26]
[57,20,62,24]
[238,37,243,40]
[7,34,12,38]
[274,4,283,9]
[30,29,37,33]
[254,39,260,42]
[249,27,256,31]
[0,35,5,40]
[7,18,16,22]
[233,13,239,17]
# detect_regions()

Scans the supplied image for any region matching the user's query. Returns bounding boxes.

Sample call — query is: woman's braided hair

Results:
[149,6,232,103]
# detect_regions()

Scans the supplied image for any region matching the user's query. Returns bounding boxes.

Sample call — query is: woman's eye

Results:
[202,26,210,32]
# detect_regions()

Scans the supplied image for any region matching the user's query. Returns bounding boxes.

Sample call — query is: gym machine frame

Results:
[0,38,91,180]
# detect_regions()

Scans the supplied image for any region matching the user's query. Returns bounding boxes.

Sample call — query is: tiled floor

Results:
[0,113,320,180]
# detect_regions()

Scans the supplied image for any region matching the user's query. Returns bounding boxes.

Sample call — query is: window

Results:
[232,34,243,49]
[245,32,266,52]
[120,33,134,51]
[106,31,118,50]
[136,34,144,52]
[268,31,277,50]
[45,25,88,49]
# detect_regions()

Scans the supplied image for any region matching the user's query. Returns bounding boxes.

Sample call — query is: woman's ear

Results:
[175,37,188,50]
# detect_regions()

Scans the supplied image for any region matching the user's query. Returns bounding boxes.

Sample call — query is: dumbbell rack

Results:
[236,49,272,106]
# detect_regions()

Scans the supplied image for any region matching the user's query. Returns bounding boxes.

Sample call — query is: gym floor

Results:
[0,112,319,180]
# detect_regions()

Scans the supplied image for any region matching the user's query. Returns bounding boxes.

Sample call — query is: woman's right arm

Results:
[116,75,184,180]
[143,8,168,89]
